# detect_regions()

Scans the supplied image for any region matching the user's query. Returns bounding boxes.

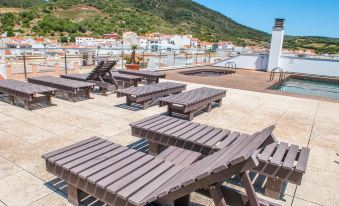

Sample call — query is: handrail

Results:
[225,61,237,74]
[270,67,284,83]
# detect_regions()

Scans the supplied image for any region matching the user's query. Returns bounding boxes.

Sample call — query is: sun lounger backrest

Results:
[86,61,116,80]
[144,126,275,202]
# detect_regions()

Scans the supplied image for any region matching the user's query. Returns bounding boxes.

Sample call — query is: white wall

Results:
[214,54,268,71]
[214,54,339,76]
[268,29,284,70]
[280,56,339,76]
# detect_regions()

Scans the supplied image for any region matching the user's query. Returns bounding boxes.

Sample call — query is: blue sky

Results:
[194,0,339,38]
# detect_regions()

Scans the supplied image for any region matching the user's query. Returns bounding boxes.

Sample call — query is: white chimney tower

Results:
[268,18,285,70]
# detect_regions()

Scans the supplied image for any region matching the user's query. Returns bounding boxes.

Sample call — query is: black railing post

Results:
[64,49,68,74]
[195,50,198,64]
[185,52,188,65]
[208,52,211,63]
[173,51,176,66]
[142,50,145,67]
[159,49,162,68]
[23,50,27,79]
[121,50,124,69]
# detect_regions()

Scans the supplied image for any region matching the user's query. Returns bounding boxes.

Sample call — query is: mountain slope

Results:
[0,0,338,54]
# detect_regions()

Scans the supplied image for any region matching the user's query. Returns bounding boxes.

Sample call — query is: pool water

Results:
[273,77,339,99]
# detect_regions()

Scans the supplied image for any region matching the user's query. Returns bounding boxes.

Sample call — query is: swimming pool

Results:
[272,75,339,100]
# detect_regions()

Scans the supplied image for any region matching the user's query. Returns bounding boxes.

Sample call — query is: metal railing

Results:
[270,67,284,83]
[0,48,228,79]
[224,61,237,73]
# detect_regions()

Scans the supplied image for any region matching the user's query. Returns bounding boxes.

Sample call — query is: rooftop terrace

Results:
[0,79,338,206]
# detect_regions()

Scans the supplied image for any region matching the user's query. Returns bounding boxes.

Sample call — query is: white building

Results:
[123,32,139,49]
[170,35,192,49]
[75,37,96,46]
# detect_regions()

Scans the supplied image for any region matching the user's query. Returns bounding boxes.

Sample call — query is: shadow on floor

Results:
[0,95,57,110]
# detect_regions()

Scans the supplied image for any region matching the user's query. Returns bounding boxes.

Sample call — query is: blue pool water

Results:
[273,77,339,99]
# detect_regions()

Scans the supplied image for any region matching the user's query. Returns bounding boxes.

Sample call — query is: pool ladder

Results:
[270,67,285,84]
[225,62,237,74]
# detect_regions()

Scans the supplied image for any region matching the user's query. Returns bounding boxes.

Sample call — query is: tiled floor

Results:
[0,79,338,206]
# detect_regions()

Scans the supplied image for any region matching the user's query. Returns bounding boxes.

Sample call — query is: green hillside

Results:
[0,0,338,54]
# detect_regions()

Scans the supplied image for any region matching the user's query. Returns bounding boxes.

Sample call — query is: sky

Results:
[194,0,339,38]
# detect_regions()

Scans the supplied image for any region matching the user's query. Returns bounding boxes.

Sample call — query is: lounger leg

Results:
[241,171,260,206]
[102,88,107,96]
[218,99,223,107]
[24,100,30,110]
[126,97,132,106]
[188,112,194,121]
[9,95,15,105]
[86,89,90,99]
[206,103,212,112]
[174,194,190,206]
[168,106,173,116]
[209,183,227,206]
[148,142,160,156]
[265,177,282,199]
[67,183,80,206]
[47,95,52,105]
[143,101,149,110]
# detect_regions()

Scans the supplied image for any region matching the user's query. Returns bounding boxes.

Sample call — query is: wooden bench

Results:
[159,87,226,120]
[116,82,187,109]
[43,129,277,206]
[130,115,310,199]
[27,76,95,101]
[0,79,56,110]
[117,69,166,83]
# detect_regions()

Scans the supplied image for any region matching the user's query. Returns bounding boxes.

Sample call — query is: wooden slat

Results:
[196,128,223,145]
[70,146,128,175]
[270,142,289,166]
[282,144,299,169]
[177,125,207,140]
[215,132,240,149]
[295,147,310,173]
[128,166,183,205]
[61,144,120,170]
[156,146,177,160]
[117,162,174,200]
[78,149,137,179]
[258,142,277,162]
[42,137,99,159]
[54,141,112,167]
[106,158,164,194]
[48,138,106,163]
[187,126,215,142]
[95,154,154,189]
[231,125,275,165]
[163,121,193,136]
[129,115,160,127]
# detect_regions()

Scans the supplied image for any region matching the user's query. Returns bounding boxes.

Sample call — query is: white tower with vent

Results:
[268,18,285,71]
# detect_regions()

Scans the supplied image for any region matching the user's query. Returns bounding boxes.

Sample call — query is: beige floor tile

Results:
[109,130,140,147]
[295,181,337,206]
[0,156,22,179]
[0,171,53,205]
[27,191,72,206]
[292,198,322,206]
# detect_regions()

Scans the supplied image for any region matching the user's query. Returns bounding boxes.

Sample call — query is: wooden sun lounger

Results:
[159,87,226,120]
[130,115,310,199]
[61,61,118,95]
[43,126,277,206]
[61,72,142,90]
[27,76,95,101]
[0,79,56,110]
[117,69,166,83]
[116,82,187,109]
